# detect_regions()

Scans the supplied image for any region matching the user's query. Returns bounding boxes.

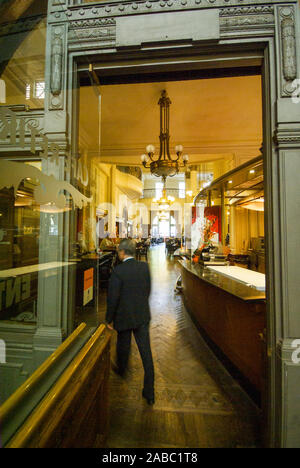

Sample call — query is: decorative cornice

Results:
[220,12,274,29]
[68,18,116,29]
[274,128,300,146]
[68,17,116,42]
[69,27,116,42]
[219,5,273,16]
[47,0,284,22]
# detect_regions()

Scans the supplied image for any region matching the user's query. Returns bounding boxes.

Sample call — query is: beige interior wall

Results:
[230,207,264,253]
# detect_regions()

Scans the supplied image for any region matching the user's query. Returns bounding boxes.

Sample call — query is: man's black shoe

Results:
[142,390,155,406]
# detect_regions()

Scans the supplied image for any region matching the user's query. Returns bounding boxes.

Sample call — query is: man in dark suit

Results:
[105,238,155,405]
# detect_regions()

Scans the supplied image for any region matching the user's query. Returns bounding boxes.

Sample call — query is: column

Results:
[269,4,300,447]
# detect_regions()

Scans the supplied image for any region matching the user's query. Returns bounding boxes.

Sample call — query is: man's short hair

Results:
[118,239,136,256]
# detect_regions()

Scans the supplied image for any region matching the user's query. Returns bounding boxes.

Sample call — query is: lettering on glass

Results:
[292,339,300,364]
[291,79,300,104]
[0,275,31,313]
[0,108,89,187]
[0,159,92,210]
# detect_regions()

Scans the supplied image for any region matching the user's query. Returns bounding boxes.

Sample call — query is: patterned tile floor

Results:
[97,245,261,448]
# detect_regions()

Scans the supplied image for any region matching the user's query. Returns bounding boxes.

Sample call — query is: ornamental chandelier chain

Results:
[141,90,189,178]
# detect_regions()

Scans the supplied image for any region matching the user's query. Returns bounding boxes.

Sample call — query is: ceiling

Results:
[79,74,263,170]
[0,0,47,24]
[195,156,264,206]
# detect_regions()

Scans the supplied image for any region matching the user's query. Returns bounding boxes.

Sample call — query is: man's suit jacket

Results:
[106,258,151,331]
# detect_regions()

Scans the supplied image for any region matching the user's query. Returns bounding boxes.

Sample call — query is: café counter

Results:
[178,258,266,393]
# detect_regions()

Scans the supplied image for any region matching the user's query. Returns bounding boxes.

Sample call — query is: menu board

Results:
[83,268,94,306]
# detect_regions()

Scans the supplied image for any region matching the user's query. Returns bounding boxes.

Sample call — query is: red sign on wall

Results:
[204,206,222,243]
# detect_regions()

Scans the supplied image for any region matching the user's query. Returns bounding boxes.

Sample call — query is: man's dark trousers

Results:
[117,322,154,400]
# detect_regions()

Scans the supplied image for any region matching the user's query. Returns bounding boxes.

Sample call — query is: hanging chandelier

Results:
[141,90,189,178]
[158,211,169,221]
[153,176,175,221]
[153,176,175,210]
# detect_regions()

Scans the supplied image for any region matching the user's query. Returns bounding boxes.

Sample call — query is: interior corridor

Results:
[98,245,261,448]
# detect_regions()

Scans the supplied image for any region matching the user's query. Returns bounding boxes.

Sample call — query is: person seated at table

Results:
[100,233,114,251]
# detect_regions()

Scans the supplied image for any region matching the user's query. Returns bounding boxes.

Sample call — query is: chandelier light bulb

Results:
[182,154,189,162]
[146,144,155,153]
[175,145,183,153]
[141,154,148,162]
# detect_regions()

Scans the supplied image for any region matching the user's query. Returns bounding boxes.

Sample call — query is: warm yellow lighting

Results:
[228,180,233,184]
[241,197,264,211]
[158,210,169,221]
[153,178,174,210]
[186,191,193,197]
[39,204,72,213]
[249,169,255,174]
[212,201,215,206]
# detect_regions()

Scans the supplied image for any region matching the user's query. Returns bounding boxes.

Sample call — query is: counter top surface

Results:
[81,252,113,260]
[178,259,266,302]
[207,265,265,291]
[0,253,115,278]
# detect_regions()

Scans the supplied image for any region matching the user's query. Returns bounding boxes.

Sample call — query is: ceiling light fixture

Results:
[141,90,189,178]
[153,176,174,210]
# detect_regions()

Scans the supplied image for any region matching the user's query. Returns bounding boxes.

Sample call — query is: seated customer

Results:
[100,233,114,251]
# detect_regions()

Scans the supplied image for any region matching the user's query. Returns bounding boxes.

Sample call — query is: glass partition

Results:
[0,1,101,405]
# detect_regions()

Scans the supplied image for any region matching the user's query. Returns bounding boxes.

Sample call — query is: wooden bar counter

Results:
[179,258,266,394]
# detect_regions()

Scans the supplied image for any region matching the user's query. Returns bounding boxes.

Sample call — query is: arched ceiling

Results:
[0,0,47,24]
[79,74,263,169]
